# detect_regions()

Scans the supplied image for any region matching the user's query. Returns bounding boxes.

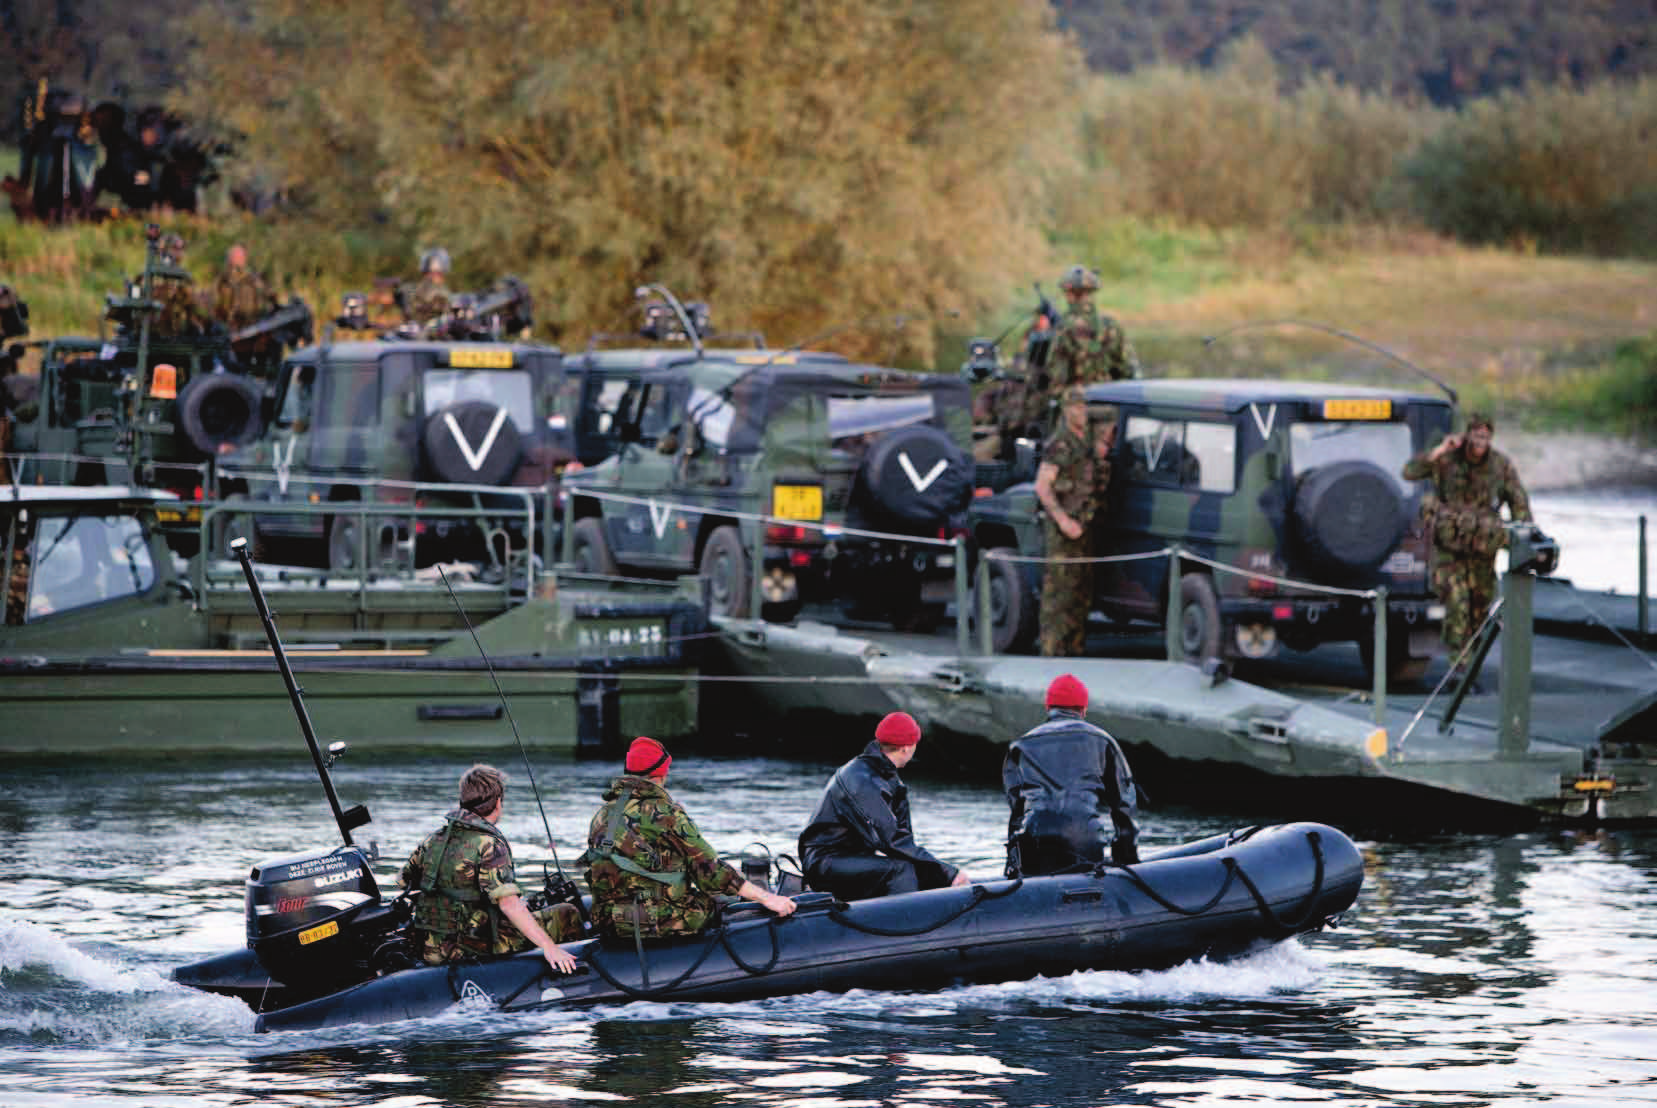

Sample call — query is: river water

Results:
[2,751,1655,1107]
[1526,489,1656,596]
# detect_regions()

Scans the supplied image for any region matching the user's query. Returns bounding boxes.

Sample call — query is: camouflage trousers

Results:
[1039,524,1094,657]
[416,901,582,966]
[592,887,721,940]
[1433,555,1497,655]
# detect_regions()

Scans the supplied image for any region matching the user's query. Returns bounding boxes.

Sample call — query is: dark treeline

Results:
[1053,0,1656,105]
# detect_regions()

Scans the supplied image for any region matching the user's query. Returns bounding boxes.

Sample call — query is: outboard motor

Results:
[245,843,388,987]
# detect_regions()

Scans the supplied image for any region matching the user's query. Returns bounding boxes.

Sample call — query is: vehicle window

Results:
[275,364,314,428]
[588,379,633,437]
[1124,416,1228,491]
[688,387,736,449]
[26,514,155,621]
[423,369,533,432]
[827,395,934,442]
[1184,422,1236,494]
[316,363,379,430]
[1290,421,1411,492]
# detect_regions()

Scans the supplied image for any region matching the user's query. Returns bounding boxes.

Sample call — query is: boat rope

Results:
[1109,829,1328,938]
[579,915,778,1001]
[824,878,1026,937]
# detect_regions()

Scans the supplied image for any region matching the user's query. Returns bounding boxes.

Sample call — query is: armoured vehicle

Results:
[558,352,977,627]
[0,228,310,553]
[969,378,1454,680]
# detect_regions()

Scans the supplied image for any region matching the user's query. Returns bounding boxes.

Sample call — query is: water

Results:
[3,752,1655,1106]
[1528,488,1656,596]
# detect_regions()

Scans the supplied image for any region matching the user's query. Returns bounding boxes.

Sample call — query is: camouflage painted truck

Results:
[558,353,977,628]
[969,378,1454,681]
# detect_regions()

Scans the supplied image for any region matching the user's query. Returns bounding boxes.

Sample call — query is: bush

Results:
[1401,77,1657,257]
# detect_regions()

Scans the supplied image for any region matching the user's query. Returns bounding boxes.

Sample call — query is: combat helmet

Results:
[1058,264,1100,294]
[419,247,451,276]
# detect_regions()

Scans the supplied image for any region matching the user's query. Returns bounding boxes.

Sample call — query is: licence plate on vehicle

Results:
[156,507,202,524]
[1323,398,1392,420]
[298,920,339,945]
[449,347,515,369]
[773,484,822,521]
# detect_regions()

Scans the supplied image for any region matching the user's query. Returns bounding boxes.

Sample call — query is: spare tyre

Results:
[423,400,523,486]
[1291,459,1406,577]
[856,424,973,531]
[177,373,265,456]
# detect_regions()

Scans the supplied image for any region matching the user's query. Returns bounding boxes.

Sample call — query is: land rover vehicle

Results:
[969,378,1454,680]
[559,353,977,627]
[216,339,576,569]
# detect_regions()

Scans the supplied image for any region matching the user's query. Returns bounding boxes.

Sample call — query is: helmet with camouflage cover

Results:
[1058,265,1099,294]
[420,247,451,276]
[160,232,186,262]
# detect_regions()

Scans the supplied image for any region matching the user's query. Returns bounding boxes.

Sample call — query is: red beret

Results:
[1045,673,1088,710]
[874,711,922,746]
[625,736,671,777]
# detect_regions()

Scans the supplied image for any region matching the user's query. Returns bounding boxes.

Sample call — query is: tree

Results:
[177,0,1085,360]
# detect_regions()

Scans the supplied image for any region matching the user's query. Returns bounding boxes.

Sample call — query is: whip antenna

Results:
[436,565,565,872]
[1203,318,1459,406]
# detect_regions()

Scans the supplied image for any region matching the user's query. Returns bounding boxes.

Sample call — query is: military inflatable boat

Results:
[174,819,1362,1033]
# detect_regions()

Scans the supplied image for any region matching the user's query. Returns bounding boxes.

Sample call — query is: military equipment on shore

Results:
[969,378,1454,681]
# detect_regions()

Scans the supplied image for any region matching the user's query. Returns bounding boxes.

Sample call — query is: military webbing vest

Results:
[579,796,690,896]
[411,813,510,948]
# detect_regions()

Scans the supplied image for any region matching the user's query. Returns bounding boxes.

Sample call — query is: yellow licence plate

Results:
[156,507,202,523]
[1323,398,1392,421]
[298,920,340,945]
[772,484,823,521]
[450,347,515,369]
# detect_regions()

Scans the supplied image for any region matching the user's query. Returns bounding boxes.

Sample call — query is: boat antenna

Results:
[434,565,567,874]
[1202,319,1459,406]
[231,538,371,847]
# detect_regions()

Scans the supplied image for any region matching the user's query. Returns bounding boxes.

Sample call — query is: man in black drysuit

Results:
[798,711,973,901]
[1003,673,1140,878]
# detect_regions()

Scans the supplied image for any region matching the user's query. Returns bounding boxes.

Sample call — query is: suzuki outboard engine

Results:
[246,843,387,986]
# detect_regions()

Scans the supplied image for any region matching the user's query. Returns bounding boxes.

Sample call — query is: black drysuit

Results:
[798,741,959,901]
[1003,707,1140,876]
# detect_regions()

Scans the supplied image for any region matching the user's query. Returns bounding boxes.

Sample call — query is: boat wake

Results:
[0,917,255,1045]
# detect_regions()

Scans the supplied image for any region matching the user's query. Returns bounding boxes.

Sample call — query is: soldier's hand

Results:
[542,943,579,975]
[1059,514,1084,541]
[950,871,972,887]
[1434,434,1462,459]
[761,891,797,917]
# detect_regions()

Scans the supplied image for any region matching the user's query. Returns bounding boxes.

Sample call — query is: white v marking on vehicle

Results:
[1248,402,1277,441]
[898,452,948,493]
[274,435,297,495]
[444,408,508,472]
[648,500,674,539]
[1145,429,1168,473]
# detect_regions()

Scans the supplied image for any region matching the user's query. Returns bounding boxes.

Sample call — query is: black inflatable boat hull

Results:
[193,822,1360,1033]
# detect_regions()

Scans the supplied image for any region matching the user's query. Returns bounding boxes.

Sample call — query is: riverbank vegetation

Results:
[2,1,1652,435]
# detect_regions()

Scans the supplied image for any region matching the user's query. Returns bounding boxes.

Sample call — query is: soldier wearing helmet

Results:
[407,246,453,327]
[1024,264,1139,438]
[140,231,203,336]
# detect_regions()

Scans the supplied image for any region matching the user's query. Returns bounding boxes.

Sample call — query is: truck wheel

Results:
[1292,460,1406,577]
[974,546,1036,654]
[423,400,523,486]
[570,517,618,576]
[177,373,264,456]
[699,525,751,619]
[1177,572,1222,664]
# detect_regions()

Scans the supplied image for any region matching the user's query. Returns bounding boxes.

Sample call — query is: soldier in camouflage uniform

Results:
[406,247,453,327]
[208,244,279,331]
[1033,386,1099,657]
[1023,264,1139,437]
[582,738,795,941]
[400,764,582,973]
[1402,412,1532,667]
[147,232,203,337]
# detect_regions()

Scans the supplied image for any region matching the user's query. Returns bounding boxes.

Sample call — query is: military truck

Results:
[968,378,1454,681]
[558,352,977,627]
[0,229,309,554]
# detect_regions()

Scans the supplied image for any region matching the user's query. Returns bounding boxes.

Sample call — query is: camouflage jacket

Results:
[211,268,277,329]
[1041,424,1098,529]
[401,807,521,958]
[407,277,451,324]
[1403,443,1531,560]
[1049,303,1137,391]
[582,775,743,939]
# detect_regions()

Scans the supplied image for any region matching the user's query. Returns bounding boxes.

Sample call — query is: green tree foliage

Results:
[1403,77,1657,256]
[175,0,1082,360]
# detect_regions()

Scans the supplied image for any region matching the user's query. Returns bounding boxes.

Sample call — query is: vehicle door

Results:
[1098,407,1240,620]
[600,377,697,570]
